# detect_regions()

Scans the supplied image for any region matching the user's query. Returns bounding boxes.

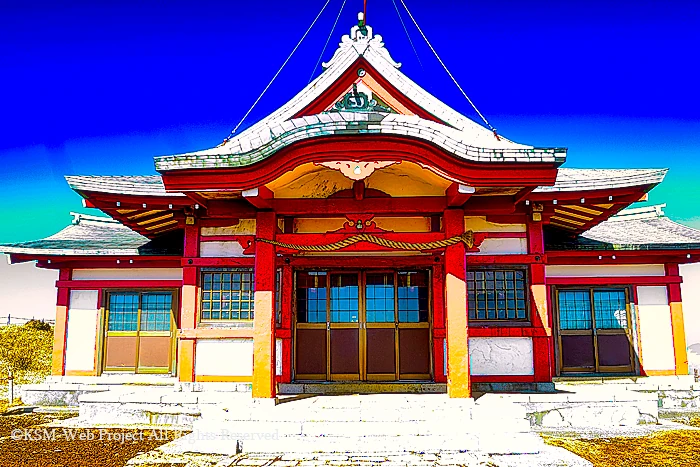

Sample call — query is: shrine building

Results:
[4,16,700,398]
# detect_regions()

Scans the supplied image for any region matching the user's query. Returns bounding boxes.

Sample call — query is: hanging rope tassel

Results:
[257,231,474,252]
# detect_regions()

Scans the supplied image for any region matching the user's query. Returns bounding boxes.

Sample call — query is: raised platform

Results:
[279,382,446,395]
[22,376,700,432]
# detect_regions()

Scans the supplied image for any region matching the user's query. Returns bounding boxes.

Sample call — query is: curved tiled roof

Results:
[66,175,186,197]
[534,168,668,193]
[154,20,566,172]
[154,112,566,171]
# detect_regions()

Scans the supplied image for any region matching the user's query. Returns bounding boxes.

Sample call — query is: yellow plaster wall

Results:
[373,217,431,232]
[365,163,450,197]
[267,164,352,199]
[464,216,526,233]
[200,219,257,236]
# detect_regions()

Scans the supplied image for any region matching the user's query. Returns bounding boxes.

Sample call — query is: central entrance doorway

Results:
[294,270,432,381]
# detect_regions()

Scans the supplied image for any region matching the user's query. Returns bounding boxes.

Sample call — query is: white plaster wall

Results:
[199,241,247,258]
[680,263,700,372]
[465,217,526,233]
[469,238,527,255]
[637,286,676,372]
[71,268,183,281]
[195,338,254,376]
[546,264,666,277]
[64,290,99,372]
[468,337,534,375]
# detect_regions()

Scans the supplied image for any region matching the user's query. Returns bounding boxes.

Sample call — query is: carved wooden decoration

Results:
[318,161,398,181]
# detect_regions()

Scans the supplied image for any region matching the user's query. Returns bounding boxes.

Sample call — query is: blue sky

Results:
[1,0,699,245]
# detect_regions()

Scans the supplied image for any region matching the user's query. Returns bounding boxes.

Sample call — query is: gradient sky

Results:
[1,0,699,247]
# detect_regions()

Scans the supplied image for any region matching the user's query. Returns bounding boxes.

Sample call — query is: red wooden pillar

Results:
[432,263,446,383]
[666,263,689,375]
[444,208,470,398]
[177,224,199,382]
[52,268,72,376]
[527,220,552,382]
[253,211,277,398]
[281,263,293,383]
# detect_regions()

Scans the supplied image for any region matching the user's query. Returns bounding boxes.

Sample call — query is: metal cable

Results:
[390,0,422,68]
[308,0,348,83]
[398,0,497,134]
[227,0,333,139]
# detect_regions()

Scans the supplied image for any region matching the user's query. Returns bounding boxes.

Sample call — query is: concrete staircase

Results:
[187,394,544,455]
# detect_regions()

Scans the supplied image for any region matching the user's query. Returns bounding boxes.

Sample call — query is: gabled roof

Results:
[546,204,700,251]
[1,213,182,257]
[154,19,566,172]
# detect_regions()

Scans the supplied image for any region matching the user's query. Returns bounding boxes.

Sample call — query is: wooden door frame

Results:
[292,267,434,382]
[553,285,636,375]
[102,289,178,374]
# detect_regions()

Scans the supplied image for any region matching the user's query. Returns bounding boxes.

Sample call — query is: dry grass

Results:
[0,427,187,467]
[544,430,700,467]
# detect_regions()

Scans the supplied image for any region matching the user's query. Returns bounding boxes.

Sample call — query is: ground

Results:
[0,403,188,467]
[542,418,700,467]
[2,404,700,466]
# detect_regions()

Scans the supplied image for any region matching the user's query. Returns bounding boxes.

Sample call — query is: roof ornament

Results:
[332,83,392,113]
[322,12,401,70]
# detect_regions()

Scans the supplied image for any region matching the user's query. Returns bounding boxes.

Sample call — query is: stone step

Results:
[238,433,544,454]
[194,416,532,441]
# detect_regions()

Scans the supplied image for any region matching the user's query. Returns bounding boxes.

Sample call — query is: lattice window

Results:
[397,271,429,323]
[593,289,628,329]
[107,293,139,331]
[558,289,629,330]
[201,269,255,320]
[140,293,173,331]
[296,271,327,324]
[558,290,592,330]
[366,273,395,323]
[467,268,528,321]
[329,274,359,323]
[107,292,173,332]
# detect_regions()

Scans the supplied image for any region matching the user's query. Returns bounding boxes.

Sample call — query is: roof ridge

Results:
[609,204,667,221]
[69,212,122,226]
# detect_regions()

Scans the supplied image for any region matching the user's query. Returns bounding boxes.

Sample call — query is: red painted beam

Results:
[547,276,682,286]
[271,197,449,215]
[530,187,652,204]
[462,196,523,215]
[513,187,536,206]
[81,192,192,208]
[242,186,274,209]
[205,200,257,218]
[466,254,545,264]
[446,183,475,207]
[546,249,700,264]
[182,257,255,267]
[56,280,182,289]
[285,255,440,268]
